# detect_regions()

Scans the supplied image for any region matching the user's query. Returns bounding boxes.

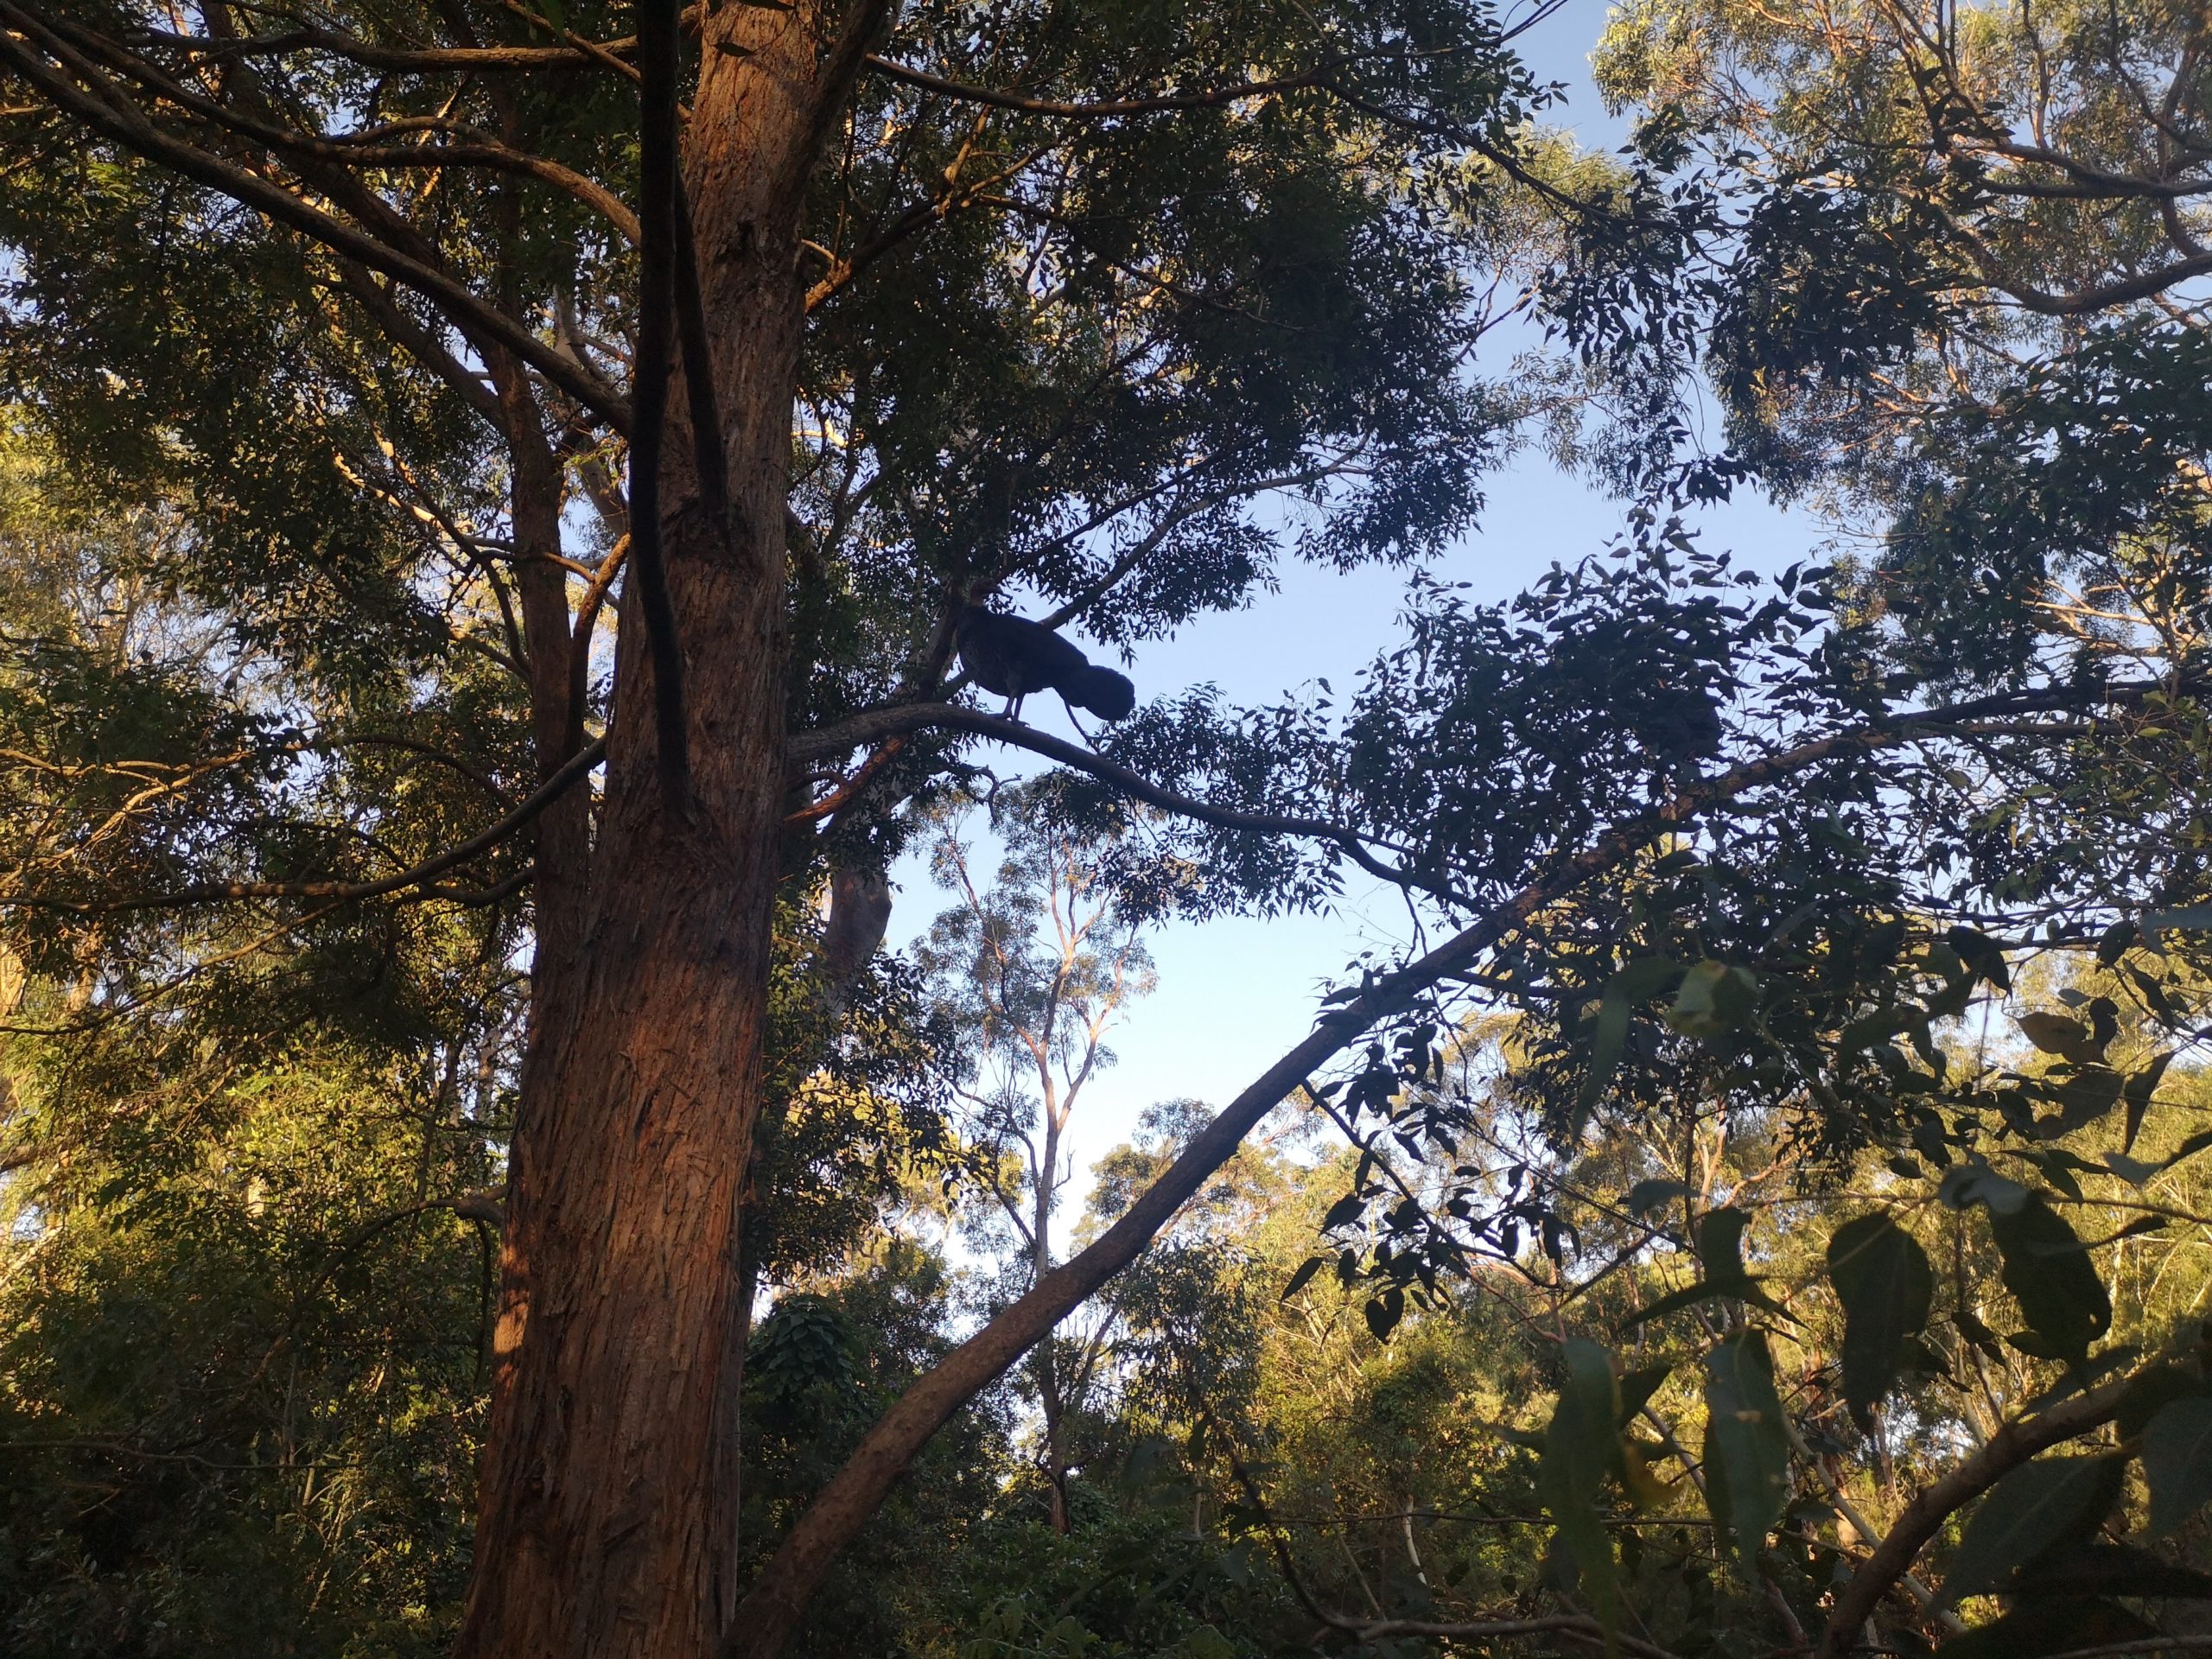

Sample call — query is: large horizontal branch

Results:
[60,20,644,242]
[123,23,628,73]
[788,702,1452,900]
[0,3,632,430]
[862,46,1452,120]
[1968,136,2212,200]
[5,739,607,917]
[1936,199,2212,315]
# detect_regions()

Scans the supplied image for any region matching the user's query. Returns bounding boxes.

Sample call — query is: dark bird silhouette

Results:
[957,605,1135,723]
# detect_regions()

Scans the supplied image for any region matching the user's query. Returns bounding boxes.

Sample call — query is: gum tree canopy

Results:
[0,1,1552,1653]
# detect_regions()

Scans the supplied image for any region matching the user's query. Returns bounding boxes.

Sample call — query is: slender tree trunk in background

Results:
[1033,1090,1071,1534]
[499,383,591,975]
[458,2,875,1649]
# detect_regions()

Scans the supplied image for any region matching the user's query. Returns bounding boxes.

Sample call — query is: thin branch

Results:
[863,48,1440,120]
[8,739,607,915]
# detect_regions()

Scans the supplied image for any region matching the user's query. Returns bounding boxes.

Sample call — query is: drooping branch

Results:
[0,2,631,429]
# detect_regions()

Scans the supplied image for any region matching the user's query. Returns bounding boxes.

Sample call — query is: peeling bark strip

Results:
[626,0,693,808]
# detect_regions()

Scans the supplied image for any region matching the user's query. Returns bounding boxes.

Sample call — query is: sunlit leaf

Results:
[2014,1011,2090,1060]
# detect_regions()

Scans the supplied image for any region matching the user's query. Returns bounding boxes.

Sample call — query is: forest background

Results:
[2,3,2211,1659]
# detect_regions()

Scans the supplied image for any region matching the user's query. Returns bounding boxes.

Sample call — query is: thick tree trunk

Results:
[457,4,859,1649]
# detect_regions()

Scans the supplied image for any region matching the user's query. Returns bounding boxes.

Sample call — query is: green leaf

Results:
[2047,1065,2123,1132]
[1988,1197,2112,1364]
[2121,1051,2175,1152]
[1580,957,1682,1115]
[2095,918,2139,967]
[1618,1363,1673,1426]
[1702,1332,1791,1571]
[1280,1255,1325,1300]
[2015,1011,2092,1061]
[1937,1456,2125,1609]
[1541,1338,1624,1628]
[1363,1287,1404,1342]
[2011,1147,2084,1202]
[2144,1396,2212,1539]
[1827,1213,1933,1421]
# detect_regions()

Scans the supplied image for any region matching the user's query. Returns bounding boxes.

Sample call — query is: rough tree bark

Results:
[458,4,883,1653]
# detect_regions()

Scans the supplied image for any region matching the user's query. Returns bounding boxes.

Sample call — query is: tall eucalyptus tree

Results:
[0,2,1557,1652]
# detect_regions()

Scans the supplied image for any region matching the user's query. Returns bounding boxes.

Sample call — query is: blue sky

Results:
[885,3,1823,1186]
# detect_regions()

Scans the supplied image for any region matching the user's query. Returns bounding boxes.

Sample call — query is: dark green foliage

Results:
[0,1038,499,1657]
[1937,1457,2126,1611]
[2144,1398,2212,1541]
[1827,1213,1934,1424]
[1538,1337,1624,1621]
[1987,1198,2112,1366]
[1700,1332,1790,1573]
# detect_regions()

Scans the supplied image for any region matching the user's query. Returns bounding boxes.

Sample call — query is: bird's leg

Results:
[1058,696,1098,747]
[1002,694,1025,721]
